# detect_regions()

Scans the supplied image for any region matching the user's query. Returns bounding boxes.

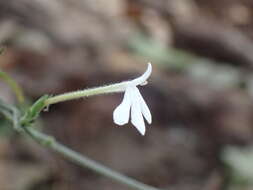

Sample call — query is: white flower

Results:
[113,63,152,135]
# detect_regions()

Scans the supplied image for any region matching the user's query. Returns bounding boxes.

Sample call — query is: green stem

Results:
[0,69,161,190]
[0,100,161,190]
[45,82,126,106]
[24,127,161,190]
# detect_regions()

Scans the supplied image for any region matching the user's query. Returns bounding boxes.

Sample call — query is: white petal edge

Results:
[134,87,152,124]
[130,87,146,135]
[131,63,152,86]
[113,87,131,125]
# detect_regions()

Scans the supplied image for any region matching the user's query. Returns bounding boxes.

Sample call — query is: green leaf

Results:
[20,95,49,127]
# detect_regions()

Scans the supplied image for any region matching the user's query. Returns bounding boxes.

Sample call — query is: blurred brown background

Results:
[1,0,253,190]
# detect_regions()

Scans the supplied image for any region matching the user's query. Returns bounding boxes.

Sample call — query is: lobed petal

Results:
[130,87,146,135]
[135,88,152,124]
[130,63,152,86]
[113,87,131,125]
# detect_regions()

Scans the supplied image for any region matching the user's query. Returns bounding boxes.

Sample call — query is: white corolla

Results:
[113,63,152,135]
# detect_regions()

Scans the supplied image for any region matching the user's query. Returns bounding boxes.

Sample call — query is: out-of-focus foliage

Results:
[223,146,253,189]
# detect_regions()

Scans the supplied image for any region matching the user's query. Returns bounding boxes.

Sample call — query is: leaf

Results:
[20,95,49,127]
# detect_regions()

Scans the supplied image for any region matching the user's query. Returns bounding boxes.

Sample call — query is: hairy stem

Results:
[45,82,127,106]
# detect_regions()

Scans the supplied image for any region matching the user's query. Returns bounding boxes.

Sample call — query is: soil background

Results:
[1,0,253,190]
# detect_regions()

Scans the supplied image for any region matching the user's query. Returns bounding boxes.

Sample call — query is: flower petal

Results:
[135,88,152,124]
[113,87,131,125]
[130,87,146,135]
[130,63,152,86]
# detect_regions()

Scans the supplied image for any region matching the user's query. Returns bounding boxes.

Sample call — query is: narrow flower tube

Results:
[45,63,152,135]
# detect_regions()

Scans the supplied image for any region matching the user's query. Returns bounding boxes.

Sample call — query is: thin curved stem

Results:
[24,127,161,190]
